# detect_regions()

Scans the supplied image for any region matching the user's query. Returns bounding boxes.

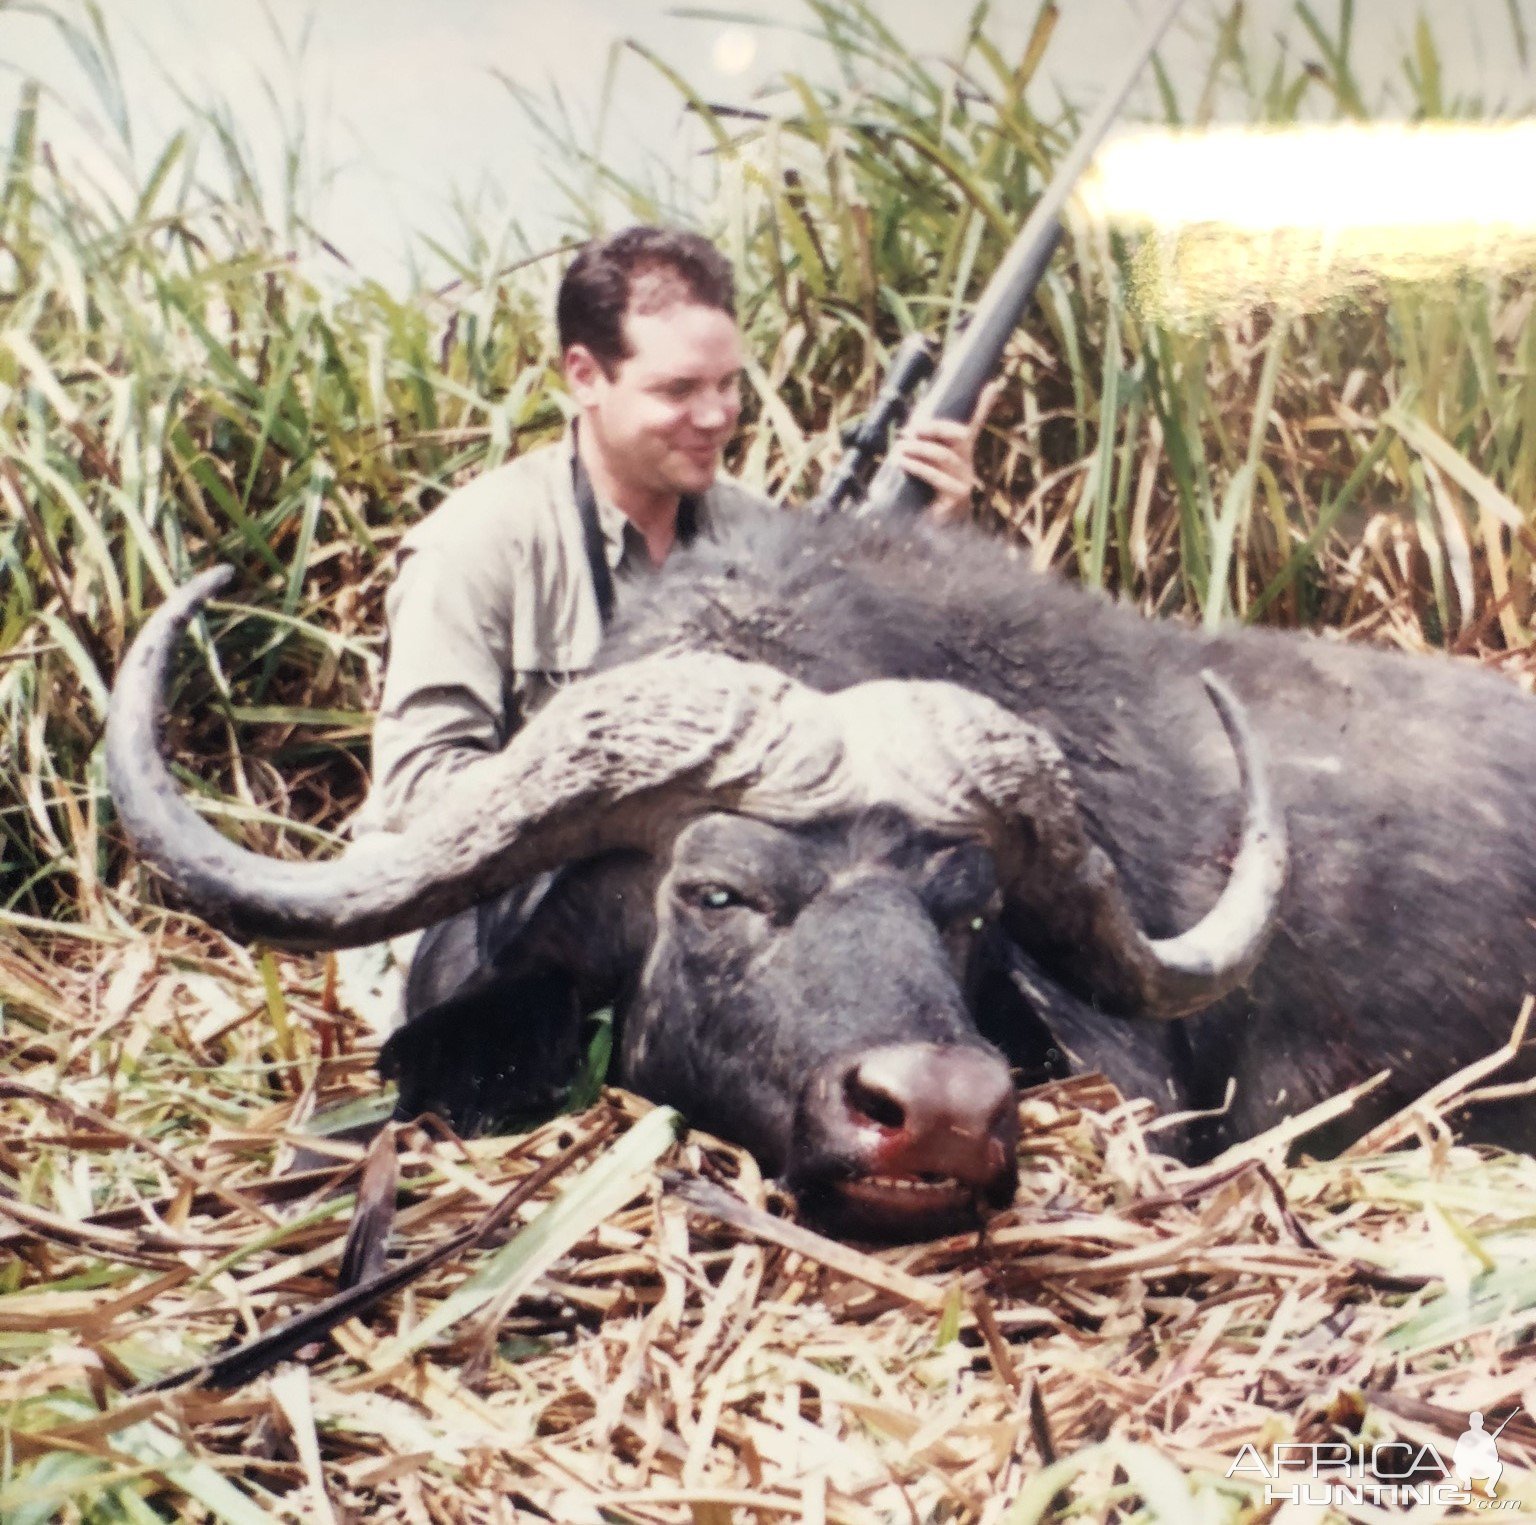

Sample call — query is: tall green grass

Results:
[2,0,1534,924]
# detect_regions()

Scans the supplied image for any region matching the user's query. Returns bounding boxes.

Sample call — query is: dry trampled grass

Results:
[4,926,1536,1522]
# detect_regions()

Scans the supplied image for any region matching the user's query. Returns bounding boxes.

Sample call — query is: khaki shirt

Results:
[356,434,770,834]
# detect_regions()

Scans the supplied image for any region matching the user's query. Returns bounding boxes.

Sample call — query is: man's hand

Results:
[894,378,1006,524]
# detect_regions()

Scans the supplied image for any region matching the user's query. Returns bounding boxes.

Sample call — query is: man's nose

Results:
[692,387,738,430]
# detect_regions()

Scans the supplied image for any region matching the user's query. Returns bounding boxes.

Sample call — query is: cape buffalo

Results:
[106,510,1536,1238]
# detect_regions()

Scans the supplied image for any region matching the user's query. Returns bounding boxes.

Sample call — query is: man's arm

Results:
[367,541,514,832]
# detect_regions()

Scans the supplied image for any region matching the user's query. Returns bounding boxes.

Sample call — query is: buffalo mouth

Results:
[791,1160,1019,1243]
[811,1166,1017,1242]
[787,1041,1022,1242]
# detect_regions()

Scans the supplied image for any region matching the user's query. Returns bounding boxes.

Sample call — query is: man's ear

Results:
[563,344,605,405]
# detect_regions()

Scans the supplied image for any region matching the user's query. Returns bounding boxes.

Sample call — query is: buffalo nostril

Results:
[844,1043,1018,1185]
[843,1068,907,1131]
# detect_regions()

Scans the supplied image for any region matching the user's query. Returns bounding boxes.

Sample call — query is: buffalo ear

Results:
[496,851,661,1008]
[971,931,1074,1086]
[987,935,1203,1126]
[380,964,587,1137]
[379,853,663,1138]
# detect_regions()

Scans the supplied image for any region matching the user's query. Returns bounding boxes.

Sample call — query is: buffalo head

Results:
[105,565,1286,1238]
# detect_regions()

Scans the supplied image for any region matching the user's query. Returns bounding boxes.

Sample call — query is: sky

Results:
[2,1,1533,287]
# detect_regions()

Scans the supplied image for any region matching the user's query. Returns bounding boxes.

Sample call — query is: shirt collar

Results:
[567,426,708,570]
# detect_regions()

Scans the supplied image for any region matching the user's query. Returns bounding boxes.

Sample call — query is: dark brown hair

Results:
[557,225,736,374]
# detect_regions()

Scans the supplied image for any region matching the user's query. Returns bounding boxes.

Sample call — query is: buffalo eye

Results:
[682,882,752,913]
[949,896,1000,935]
[949,910,991,938]
[940,898,999,951]
[922,843,1000,930]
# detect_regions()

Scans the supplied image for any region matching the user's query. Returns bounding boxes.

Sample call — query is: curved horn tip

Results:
[109,564,238,723]
[173,563,238,615]
[106,562,239,828]
[1197,668,1267,790]
[1197,668,1245,737]
[120,566,239,659]
[1136,665,1286,1014]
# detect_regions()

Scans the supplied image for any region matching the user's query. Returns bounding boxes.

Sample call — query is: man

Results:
[352,225,994,1022]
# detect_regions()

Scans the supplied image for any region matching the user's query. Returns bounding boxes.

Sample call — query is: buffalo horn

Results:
[106,567,856,950]
[985,670,1285,1019]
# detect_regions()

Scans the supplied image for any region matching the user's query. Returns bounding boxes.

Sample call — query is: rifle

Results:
[819,0,1188,519]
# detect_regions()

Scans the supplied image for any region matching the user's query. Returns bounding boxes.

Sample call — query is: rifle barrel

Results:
[863,0,1188,518]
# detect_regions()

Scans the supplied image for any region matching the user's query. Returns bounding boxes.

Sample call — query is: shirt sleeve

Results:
[368,538,514,832]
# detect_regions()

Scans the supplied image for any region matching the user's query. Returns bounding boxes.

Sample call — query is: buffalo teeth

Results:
[842,1175,964,1196]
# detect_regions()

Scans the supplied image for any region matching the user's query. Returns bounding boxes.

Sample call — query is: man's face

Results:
[567,300,744,500]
